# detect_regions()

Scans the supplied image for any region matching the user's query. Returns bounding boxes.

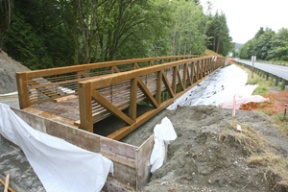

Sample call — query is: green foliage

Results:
[170,0,207,55]
[247,71,273,95]
[0,0,13,47]
[3,0,74,69]
[4,11,50,69]
[205,11,233,56]
[237,27,288,61]
[2,0,232,69]
[268,28,288,61]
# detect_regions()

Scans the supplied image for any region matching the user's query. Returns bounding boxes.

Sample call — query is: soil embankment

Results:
[122,106,288,192]
[0,51,29,94]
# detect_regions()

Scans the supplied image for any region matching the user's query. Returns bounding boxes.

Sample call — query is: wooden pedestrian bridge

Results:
[16,55,224,140]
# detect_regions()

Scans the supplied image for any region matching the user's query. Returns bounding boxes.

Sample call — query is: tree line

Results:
[0,0,233,70]
[239,27,288,61]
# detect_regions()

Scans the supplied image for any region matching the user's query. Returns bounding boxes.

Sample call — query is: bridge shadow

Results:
[93,104,153,137]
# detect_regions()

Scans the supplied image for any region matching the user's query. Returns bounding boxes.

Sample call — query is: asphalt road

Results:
[236,59,288,81]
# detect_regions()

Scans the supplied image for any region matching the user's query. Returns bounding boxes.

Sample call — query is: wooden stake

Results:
[4,174,10,192]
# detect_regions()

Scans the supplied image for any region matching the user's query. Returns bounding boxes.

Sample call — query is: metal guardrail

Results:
[16,56,199,109]
[78,56,224,140]
[236,60,288,90]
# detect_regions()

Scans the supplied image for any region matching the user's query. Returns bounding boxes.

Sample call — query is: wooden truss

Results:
[78,56,223,140]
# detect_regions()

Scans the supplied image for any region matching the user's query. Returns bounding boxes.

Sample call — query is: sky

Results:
[200,0,288,44]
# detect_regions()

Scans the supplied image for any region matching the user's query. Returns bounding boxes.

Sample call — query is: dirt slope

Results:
[122,106,288,192]
[0,50,30,94]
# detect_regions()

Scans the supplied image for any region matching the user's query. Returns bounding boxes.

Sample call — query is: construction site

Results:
[1,51,288,192]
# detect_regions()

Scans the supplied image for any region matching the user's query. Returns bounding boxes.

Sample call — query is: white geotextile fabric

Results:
[150,117,177,173]
[167,64,265,110]
[0,103,113,192]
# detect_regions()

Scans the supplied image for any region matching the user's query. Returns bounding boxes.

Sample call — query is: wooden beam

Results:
[112,66,121,73]
[162,72,175,98]
[23,56,196,79]
[156,71,162,104]
[129,78,137,121]
[190,62,195,84]
[183,63,188,88]
[84,56,212,90]
[137,78,159,108]
[16,72,30,109]
[172,66,177,93]
[177,67,185,90]
[0,175,15,192]
[92,91,134,125]
[78,82,93,132]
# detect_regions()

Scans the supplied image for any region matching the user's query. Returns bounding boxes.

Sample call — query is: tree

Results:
[205,11,233,56]
[2,0,230,70]
[170,0,207,55]
[0,0,13,47]
[268,28,288,61]
[239,27,275,60]
[4,0,74,69]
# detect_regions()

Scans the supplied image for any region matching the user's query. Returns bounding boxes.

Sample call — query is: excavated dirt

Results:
[0,51,30,94]
[122,105,288,192]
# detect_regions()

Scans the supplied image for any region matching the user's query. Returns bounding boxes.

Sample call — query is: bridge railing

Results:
[78,56,224,140]
[16,55,199,109]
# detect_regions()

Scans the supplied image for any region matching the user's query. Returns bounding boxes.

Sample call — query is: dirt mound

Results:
[0,50,30,94]
[122,106,288,192]
[241,90,288,115]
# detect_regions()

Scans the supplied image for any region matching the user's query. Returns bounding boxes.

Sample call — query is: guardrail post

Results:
[265,73,269,81]
[16,72,30,109]
[79,81,93,132]
[281,79,287,90]
[274,76,279,86]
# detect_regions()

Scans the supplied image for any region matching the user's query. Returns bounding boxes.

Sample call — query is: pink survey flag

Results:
[232,95,236,117]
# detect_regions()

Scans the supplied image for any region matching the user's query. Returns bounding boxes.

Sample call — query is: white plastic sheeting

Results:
[150,117,177,173]
[220,95,268,109]
[0,91,18,97]
[0,103,113,192]
[167,64,265,110]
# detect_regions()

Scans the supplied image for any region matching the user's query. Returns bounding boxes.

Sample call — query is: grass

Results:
[232,122,288,188]
[246,72,275,95]
[263,60,288,67]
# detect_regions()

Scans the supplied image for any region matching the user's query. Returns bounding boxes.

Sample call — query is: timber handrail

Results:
[16,55,199,109]
[78,56,224,140]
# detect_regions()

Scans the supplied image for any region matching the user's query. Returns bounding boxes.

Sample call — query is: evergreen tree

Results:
[205,11,233,56]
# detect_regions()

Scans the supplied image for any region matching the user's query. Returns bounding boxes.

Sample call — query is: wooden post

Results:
[78,81,93,132]
[183,63,188,88]
[172,67,177,93]
[4,174,10,192]
[156,71,162,104]
[129,78,137,121]
[16,72,30,109]
[190,62,194,84]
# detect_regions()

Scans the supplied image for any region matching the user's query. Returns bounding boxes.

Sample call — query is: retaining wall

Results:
[12,108,154,191]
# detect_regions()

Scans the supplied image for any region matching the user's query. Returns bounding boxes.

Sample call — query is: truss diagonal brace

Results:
[137,77,159,108]
[161,72,175,98]
[92,91,134,125]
